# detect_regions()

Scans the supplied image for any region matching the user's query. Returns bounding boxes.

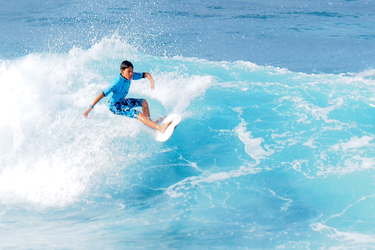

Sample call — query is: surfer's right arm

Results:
[83,92,105,118]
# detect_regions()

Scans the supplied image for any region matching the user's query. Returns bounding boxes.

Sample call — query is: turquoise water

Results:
[1,0,375,249]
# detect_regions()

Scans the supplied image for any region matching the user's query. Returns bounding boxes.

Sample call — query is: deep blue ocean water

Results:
[1,0,375,249]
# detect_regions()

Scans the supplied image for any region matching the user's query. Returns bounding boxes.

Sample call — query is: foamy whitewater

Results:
[1,0,375,249]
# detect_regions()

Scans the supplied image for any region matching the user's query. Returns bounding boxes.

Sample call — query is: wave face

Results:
[1,37,375,249]
[1,0,375,249]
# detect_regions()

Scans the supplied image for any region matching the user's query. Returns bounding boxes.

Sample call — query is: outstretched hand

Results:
[83,92,104,119]
[144,72,155,90]
[83,108,92,118]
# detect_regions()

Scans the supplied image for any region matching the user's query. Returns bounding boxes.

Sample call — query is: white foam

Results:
[303,138,317,148]
[234,60,290,74]
[193,165,261,186]
[271,132,291,140]
[314,136,375,176]
[0,35,219,208]
[292,96,345,126]
[166,165,262,198]
[287,160,314,179]
[311,223,375,246]
[268,189,293,211]
[331,136,374,152]
[0,37,160,208]
[234,118,274,164]
[0,158,88,207]
[132,71,214,117]
[317,155,375,176]
[166,176,200,198]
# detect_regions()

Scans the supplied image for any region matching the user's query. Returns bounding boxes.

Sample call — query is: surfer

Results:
[83,60,171,133]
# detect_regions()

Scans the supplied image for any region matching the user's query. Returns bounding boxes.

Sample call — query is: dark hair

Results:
[120,60,133,70]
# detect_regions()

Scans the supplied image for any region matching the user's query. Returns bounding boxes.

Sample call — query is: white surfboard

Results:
[156,114,181,142]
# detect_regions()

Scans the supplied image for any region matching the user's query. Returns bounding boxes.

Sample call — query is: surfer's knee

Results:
[142,99,148,108]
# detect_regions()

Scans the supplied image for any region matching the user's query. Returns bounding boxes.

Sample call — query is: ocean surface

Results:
[1,0,375,249]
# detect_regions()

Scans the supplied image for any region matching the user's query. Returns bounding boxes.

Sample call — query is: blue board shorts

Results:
[109,98,143,119]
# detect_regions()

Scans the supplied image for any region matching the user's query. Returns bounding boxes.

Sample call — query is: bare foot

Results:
[159,120,173,134]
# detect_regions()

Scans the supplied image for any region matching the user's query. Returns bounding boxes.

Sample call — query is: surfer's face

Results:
[121,66,133,80]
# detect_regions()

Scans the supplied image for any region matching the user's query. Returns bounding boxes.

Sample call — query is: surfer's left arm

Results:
[143,72,155,90]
